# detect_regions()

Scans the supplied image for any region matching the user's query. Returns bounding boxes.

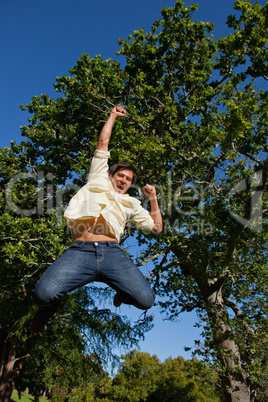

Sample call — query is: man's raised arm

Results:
[97,106,127,152]
[143,184,163,233]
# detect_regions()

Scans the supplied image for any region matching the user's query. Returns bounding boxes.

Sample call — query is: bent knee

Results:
[136,289,155,310]
[32,278,62,306]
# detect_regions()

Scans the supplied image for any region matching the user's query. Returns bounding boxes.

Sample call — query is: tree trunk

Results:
[206,288,251,402]
[0,342,7,381]
[0,335,29,402]
[0,337,17,402]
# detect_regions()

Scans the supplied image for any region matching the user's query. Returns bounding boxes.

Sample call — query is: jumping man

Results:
[31,106,162,332]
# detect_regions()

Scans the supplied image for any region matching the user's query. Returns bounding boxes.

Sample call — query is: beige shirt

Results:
[64,150,154,241]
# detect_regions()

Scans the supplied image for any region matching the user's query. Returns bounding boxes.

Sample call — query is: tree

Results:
[115,1,268,400]
[20,336,108,400]
[102,350,221,401]
[108,350,161,401]
[2,0,268,400]
[148,356,222,402]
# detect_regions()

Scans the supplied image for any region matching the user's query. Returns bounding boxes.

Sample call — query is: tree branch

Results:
[138,252,164,267]
[225,300,255,335]
[147,260,177,281]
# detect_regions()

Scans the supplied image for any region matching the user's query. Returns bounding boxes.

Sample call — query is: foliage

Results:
[29,351,221,402]
[99,350,222,402]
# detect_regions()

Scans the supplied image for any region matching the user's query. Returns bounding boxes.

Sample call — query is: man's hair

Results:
[109,161,138,183]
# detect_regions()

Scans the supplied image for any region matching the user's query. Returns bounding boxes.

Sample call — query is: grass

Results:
[11,390,47,402]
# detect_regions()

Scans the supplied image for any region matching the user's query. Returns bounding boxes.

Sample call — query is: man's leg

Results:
[97,242,155,310]
[31,241,98,333]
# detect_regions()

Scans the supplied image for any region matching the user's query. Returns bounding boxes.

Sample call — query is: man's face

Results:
[110,169,133,194]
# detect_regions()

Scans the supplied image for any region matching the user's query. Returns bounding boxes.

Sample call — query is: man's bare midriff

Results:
[71,214,118,243]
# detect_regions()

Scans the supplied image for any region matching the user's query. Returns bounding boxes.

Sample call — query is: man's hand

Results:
[143,184,162,233]
[111,106,127,119]
[143,184,157,199]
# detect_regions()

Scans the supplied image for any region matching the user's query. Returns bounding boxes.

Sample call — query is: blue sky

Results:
[1,0,266,363]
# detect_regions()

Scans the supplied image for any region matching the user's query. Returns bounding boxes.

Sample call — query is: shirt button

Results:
[94,242,98,247]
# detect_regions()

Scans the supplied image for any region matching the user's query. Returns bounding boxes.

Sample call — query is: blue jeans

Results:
[33,241,155,311]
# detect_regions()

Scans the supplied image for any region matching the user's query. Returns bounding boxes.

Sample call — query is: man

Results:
[31,106,162,333]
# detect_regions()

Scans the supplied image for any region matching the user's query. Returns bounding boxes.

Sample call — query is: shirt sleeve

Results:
[130,203,155,232]
[86,150,111,191]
